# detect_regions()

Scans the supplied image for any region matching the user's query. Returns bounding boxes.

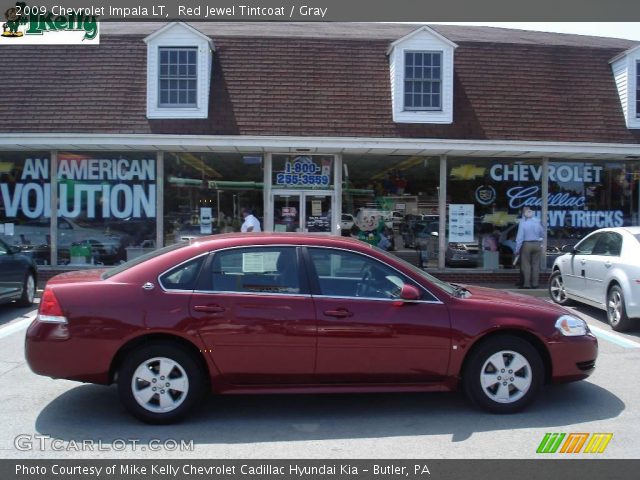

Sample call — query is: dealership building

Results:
[1,22,639,279]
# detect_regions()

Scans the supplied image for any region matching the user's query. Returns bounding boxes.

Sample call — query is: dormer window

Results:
[159,47,198,107]
[609,45,640,129]
[145,22,214,119]
[388,26,457,124]
[404,51,442,111]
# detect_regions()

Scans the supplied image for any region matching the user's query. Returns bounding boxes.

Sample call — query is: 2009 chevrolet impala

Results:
[26,233,597,423]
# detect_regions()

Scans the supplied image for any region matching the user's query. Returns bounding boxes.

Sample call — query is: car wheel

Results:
[118,342,206,424]
[463,336,543,413]
[16,272,36,307]
[607,285,633,332]
[548,270,571,306]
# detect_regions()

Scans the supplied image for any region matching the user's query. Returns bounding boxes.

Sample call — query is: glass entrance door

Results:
[304,193,332,233]
[271,192,334,233]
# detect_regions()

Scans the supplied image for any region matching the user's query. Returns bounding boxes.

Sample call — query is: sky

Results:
[433,23,640,41]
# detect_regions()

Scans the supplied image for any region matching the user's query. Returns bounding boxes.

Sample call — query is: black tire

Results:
[463,335,544,414]
[548,270,571,306]
[16,272,36,307]
[607,285,634,332]
[118,342,206,424]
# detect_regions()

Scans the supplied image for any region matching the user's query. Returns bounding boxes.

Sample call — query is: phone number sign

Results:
[275,157,331,188]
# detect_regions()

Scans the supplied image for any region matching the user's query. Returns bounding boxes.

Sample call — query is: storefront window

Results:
[0,152,51,265]
[56,152,157,266]
[547,160,638,254]
[341,155,440,264]
[164,152,264,244]
[447,157,541,269]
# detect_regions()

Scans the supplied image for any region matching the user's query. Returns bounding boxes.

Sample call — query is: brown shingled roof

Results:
[1,23,639,144]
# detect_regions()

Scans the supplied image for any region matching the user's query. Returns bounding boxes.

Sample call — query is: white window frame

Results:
[157,47,199,108]
[403,50,443,112]
[144,22,214,120]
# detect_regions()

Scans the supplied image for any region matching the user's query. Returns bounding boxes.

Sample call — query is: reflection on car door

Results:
[305,247,451,384]
[584,232,622,305]
[191,246,317,385]
[562,233,601,299]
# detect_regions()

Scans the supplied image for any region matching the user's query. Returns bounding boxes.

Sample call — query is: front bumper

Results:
[548,333,598,383]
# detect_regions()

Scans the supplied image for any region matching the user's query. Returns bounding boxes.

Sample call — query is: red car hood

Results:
[462,285,567,316]
[46,268,108,285]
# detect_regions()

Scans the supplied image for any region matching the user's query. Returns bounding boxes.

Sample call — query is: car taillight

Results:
[38,289,68,324]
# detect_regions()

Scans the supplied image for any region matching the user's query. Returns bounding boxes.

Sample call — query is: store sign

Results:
[0,157,156,219]
[275,156,331,187]
[449,204,474,243]
[487,163,623,229]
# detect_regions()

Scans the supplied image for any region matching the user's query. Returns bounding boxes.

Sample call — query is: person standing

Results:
[240,208,261,233]
[515,207,544,289]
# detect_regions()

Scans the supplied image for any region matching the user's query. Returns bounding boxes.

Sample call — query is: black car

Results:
[0,238,38,307]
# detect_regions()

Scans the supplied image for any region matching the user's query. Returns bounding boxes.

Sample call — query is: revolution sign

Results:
[0,156,156,219]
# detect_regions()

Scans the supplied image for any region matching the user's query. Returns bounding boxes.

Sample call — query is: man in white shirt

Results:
[240,208,261,232]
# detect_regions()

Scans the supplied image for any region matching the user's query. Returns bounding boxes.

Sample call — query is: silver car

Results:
[548,226,640,331]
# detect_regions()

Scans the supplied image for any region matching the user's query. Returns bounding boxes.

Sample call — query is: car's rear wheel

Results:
[16,272,36,307]
[118,342,206,424]
[607,285,633,332]
[548,270,571,306]
[463,336,543,413]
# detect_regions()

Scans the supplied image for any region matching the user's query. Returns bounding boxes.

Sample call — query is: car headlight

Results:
[555,315,588,336]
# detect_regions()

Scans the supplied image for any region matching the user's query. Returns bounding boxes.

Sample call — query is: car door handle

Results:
[604,261,612,268]
[323,308,354,318]
[194,305,226,313]
[580,259,587,265]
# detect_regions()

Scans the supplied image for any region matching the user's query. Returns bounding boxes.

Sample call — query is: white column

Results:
[156,151,164,248]
[50,150,58,266]
[438,155,447,269]
[541,157,549,272]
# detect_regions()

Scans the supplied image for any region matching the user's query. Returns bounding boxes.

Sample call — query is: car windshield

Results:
[101,242,189,279]
[371,245,456,295]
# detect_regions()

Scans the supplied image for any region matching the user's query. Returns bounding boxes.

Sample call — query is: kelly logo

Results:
[1,2,99,44]
[536,433,613,454]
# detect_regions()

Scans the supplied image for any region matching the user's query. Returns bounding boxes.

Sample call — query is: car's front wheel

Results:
[463,336,543,413]
[548,270,571,306]
[607,285,633,332]
[118,342,206,424]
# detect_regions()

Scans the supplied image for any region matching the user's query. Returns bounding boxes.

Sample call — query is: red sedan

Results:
[26,233,597,423]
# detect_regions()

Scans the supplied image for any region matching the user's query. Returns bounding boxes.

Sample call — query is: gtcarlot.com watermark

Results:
[15,434,194,452]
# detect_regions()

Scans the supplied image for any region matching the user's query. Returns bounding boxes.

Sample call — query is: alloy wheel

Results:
[549,274,566,303]
[480,350,532,404]
[607,290,622,326]
[131,357,189,413]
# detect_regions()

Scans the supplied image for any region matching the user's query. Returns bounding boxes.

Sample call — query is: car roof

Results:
[190,232,372,249]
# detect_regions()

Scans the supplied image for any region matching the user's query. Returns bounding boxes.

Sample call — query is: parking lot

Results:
[0,294,638,459]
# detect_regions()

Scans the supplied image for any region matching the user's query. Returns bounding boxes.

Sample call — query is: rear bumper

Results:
[548,333,598,383]
[25,320,112,384]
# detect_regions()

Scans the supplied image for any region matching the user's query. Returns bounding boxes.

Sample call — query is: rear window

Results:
[101,242,188,279]
[634,234,640,244]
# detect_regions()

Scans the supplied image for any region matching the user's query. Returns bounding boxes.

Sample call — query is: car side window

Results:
[592,232,622,257]
[574,233,601,255]
[160,256,206,291]
[209,247,301,294]
[308,248,426,300]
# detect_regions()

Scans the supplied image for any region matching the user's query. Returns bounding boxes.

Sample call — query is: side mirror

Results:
[399,284,421,301]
